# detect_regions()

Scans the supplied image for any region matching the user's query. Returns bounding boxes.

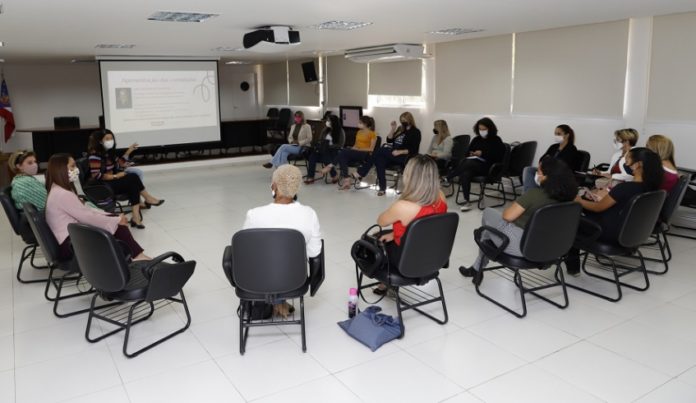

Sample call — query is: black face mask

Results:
[400,122,408,129]
[433,129,439,135]
[623,163,634,176]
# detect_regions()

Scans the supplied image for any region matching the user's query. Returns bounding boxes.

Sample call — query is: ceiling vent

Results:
[344,43,428,63]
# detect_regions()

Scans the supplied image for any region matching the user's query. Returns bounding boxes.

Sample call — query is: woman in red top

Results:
[373,155,447,294]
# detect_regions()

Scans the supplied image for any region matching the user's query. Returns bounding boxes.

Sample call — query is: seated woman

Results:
[372,155,447,294]
[594,128,639,183]
[646,134,679,193]
[427,119,454,174]
[88,130,163,229]
[459,157,578,283]
[522,124,579,193]
[305,114,345,184]
[263,111,312,169]
[44,154,149,261]
[243,164,322,317]
[8,150,46,211]
[354,112,422,196]
[320,115,377,189]
[446,117,506,211]
[566,148,663,276]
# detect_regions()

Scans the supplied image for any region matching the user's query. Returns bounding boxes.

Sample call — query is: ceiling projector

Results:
[243,26,300,53]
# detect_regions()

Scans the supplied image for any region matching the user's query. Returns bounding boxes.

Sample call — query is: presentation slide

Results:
[100,60,221,147]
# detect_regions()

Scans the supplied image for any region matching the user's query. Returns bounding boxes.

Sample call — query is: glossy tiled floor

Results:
[3,161,696,403]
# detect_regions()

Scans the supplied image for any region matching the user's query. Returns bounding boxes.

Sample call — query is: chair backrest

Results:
[374,135,383,151]
[450,135,471,164]
[660,175,689,226]
[397,213,459,278]
[76,157,92,186]
[230,228,308,295]
[23,203,62,267]
[617,190,667,248]
[488,143,512,181]
[1,186,24,236]
[67,223,131,292]
[53,116,80,130]
[576,150,591,172]
[266,107,279,119]
[520,201,582,262]
[507,141,538,177]
[277,108,292,129]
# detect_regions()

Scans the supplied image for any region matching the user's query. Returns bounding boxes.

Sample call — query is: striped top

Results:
[88,153,128,181]
[11,175,47,210]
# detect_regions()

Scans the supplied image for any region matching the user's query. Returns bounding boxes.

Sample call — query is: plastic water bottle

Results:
[348,288,358,318]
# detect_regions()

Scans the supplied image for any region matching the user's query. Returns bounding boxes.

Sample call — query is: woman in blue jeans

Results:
[263,111,313,169]
[353,112,421,196]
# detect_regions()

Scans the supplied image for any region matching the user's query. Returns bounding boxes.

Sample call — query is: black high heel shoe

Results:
[129,219,145,229]
[145,200,165,208]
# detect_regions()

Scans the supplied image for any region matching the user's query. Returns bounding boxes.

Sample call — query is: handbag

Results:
[350,224,388,278]
[337,306,402,351]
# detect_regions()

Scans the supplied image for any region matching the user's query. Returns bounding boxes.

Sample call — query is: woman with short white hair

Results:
[243,164,322,317]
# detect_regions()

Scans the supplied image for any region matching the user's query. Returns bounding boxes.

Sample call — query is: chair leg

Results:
[394,287,406,339]
[300,296,307,353]
[16,244,49,284]
[395,278,448,336]
[564,253,622,302]
[29,246,48,269]
[475,267,527,318]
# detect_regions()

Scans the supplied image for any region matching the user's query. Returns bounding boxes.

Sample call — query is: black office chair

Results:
[286,146,313,171]
[565,190,666,302]
[53,116,80,130]
[77,157,130,214]
[266,108,292,144]
[352,213,459,338]
[0,186,49,283]
[473,202,582,318]
[637,176,689,274]
[23,203,98,317]
[456,143,512,209]
[222,229,325,354]
[504,141,537,198]
[67,223,195,358]
[442,135,471,197]
[266,107,279,119]
[575,150,591,172]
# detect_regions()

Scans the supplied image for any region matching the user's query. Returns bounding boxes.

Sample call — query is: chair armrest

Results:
[487,162,505,181]
[473,225,510,260]
[145,259,196,302]
[308,240,325,297]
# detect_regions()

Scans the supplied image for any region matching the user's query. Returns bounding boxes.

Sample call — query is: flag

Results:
[0,77,16,142]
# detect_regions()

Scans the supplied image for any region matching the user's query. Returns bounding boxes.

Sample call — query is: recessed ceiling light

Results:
[427,28,484,35]
[310,21,373,31]
[148,11,219,23]
[225,60,251,65]
[95,44,136,49]
[212,46,245,52]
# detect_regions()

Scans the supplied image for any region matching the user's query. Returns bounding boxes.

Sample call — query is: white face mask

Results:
[24,163,39,176]
[554,135,564,144]
[326,121,331,128]
[534,173,542,187]
[68,167,80,183]
[479,130,488,138]
[613,140,623,150]
[103,140,115,150]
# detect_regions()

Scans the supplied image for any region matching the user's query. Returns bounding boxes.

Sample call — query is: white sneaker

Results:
[460,202,472,212]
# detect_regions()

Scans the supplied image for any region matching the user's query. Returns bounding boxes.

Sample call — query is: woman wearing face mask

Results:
[565,147,662,276]
[593,128,639,182]
[321,115,377,188]
[446,117,506,211]
[263,111,313,169]
[522,124,579,193]
[87,129,163,229]
[353,111,422,196]
[8,150,47,211]
[459,157,578,283]
[305,114,345,184]
[427,120,454,173]
[44,154,149,261]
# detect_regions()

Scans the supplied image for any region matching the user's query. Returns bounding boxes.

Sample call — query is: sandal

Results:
[377,190,386,196]
[339,179,352,190]
[304,178,316,185]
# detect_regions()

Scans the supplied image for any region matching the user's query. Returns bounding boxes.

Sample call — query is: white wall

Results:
[0,62,262,153]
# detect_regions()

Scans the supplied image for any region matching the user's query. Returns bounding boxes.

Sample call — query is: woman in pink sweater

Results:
[44,154,149,261]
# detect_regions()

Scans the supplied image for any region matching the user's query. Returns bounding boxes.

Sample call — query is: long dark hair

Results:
[45,153,76,193]
[359,115,375,131]
[628,147,663,191]
[328,114,342,144]
[556,124,575,146]
[473,117,498,138]
[539,157,577,202]
[87,129,116,161]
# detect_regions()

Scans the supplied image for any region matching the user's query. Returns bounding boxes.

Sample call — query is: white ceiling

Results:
[0,0,695,63]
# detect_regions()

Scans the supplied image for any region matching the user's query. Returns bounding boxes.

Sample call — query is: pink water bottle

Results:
[348,288,358,318]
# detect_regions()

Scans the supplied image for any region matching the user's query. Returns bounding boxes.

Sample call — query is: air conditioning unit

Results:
[344,44,427,63]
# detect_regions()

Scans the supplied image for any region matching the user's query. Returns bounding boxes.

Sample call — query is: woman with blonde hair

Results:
[353,111,421,196]
[427,120,454,172]
[646,134,679,192]
[595,128,639,182]
[371,155,447,294]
